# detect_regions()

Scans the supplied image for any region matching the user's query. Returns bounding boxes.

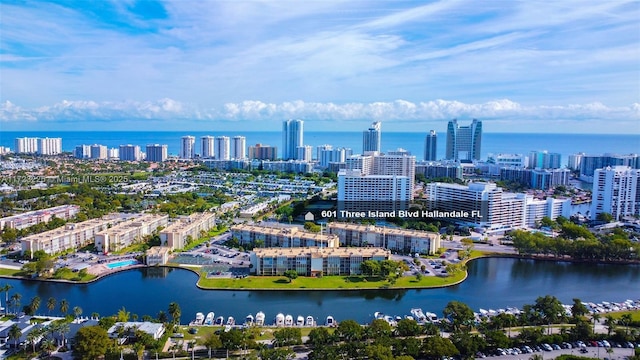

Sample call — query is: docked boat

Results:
[373,311,385,320]
[425,312,439,322]
[255,311,265,326]
[205,312,214,325]
[226,316,235,326]
[410,308,426,322]
[325,316,336,327]
[194,312,205,325]
[244,314,254,326]
[274,313,285,326]
[215,316,224,325]
[296,315,304,326]
[284,314,294,326]
[305,315,315,327]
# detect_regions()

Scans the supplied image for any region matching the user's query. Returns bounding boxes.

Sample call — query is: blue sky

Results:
[1,0,639,133]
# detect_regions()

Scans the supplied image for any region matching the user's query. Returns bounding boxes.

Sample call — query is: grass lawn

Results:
[0,268,22,276]
[198,270,466,290]
[608,310,640,322]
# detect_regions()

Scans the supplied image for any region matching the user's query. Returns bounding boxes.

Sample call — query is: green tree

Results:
[360,260,381,276]
[571,298,589,321]
[8,323,22,349]
[395,318,422,337]
[47,297,56,315]
[367,319,392,340]
[0,284,11,316]
[200,332,222,359]
[423,335,459,360]
[59,299,69,316]
[28,295,41,315]
[73,305,83,318]
[273,327,302,347]
[168,302,181,325]
[73,326,110,360]
[604,315,616,336]
[335,319,363,342]
[283,269,298,283]
[260,347,295,360]
[443,301,475,332]
[308,327,334,347]
[534,295,565,334]
[219,328,244,350]
[41,337,57,355]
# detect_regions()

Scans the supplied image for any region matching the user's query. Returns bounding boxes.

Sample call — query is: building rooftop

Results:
[252,246,390,258]
[232,224,339,242]
[328,222,436,239]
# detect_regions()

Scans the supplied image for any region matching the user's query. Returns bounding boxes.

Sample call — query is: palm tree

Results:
[157,310,168,324]
[29,295,41,315]
[56,321,70,347]
[26,328,40,354]
[41,337,57,356]
[59,299,69,316]
[73,306,83,318]
[46,297,56,315]
[620,313,633,335]
[10,293,21,314]
[0,284,11,316]
[592,312,601,334]
[168,302,181,325]
[8,323,22,349]
[604,315,615,336]
[91,312,100,320]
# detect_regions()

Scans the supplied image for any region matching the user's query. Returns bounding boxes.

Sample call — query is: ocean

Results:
[1,131,638,162]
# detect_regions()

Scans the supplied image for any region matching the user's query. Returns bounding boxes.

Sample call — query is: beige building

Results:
[145,246,171,266]
[250,246,390,276]
[328,222,440,255]
[1,205,79,230]
[21,215,123,256]
[231,224,340,248]
[95,214,168,254]
[159,212,216,250]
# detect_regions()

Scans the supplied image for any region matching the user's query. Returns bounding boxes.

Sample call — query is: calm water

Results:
[1,131,638,162]
[1,258,638,323]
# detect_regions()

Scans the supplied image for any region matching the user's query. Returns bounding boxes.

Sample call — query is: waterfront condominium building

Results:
[426,182,526,232]
[74,145,91,159]
[579,154,640,181]
[327,222,440,255]
[119,145,141,161]
[14,137,39,154]
[159,212,216,250]
[201,136,215,158]
[261,160,313,173]
[415,161,463,181]
[487,153,528,168]
[0,205,80,230]
[250,246,390,276]
[232,136,246,159]
[525,196,571,228]
[567,152,586,171]
[146,144,168,162]
[424,130,437,161]
[445,119,482,161]
[37,138,62,155]
[248,144,278,160]
[590,166,640,220]
[528,150,561,169]
[94,213,169,254]
[231,224,340,248]
[500,168,570,190]
[215,136,231,160]
[296,145,313,162]
[318,146,353,168]
[282,119,304,160]
[363,121,382,152]
[90,144,108,160]
[180,136,196,159]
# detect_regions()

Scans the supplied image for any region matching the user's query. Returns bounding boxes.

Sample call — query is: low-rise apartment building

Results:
[0,205,80,230]
[145,246,171,266]
[231,224,340,248]
[95,214,168,254]
[328,222,440,255]
[250,246,390,276]
[159,212,216,250]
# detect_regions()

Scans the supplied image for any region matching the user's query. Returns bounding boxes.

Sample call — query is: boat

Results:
[244,314,254,326]
[255,311,265,326]
[274,313,285,326]
[226,316,235,326]
[296,315,304,326]
[410,308,426,322]
[194,312,205,325]
[305,315,315,327]
[395,316,402,322]
[205,312,214,325]
[284,314,294,326]
[215,316,224,325]
[425,312,439,322]
[325,316,336,327]
[373,311,385,320]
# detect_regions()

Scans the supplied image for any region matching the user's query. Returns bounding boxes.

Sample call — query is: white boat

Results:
[373,312,385,320]
[244,314,254,326]
[255,311,265,326]
[215,316,224,325]
[296,315,304,326]
[205,312,214,325]
[305,315,315,327]
[425,312,439,322]
[325,316,335,327]
[284,314,294,326]
[226,316,235,326]
[410,308,426,322]
[275,313,285,326]
[195,312,205,325]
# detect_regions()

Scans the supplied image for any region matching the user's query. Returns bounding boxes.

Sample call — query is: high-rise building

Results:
[248,144,277,160]
[37,138,62,155]
[74,145,91,159]
[90,144,108,160]
[487,153,528,168]
[282,119,304,160]
[232,136,246,159]
[567,152,586,171]
[201,136,215,158]
[528,150,561,169]
[215,136,230,160]
[424,130,437,161]
[296,145,313,162]
[119,145,141,161]
[445,119,482,161]
[318,146,352,168]
[591,166,640,220]
[14,137,39,154]
[363,121,381,152]
[579,154,640,181]
[146,144,168,162]
[108,148,119,160]
[180,136,195,159]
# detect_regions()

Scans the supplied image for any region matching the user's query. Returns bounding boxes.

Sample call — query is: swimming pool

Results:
[106,259,138,269]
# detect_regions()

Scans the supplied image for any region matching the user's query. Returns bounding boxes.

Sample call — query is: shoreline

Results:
[0,254,637,290]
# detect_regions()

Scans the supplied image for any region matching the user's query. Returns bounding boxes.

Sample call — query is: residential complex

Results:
[215,136,230,160]
[146,144,168,162]
[248,143,277,160]
[579,154,640,181]
[180,136,196,159]
[415,161,463,181]
[145,246,171,266]
[296,145,313,162]
[232,136,246,159]
[201,136,215,158]
[0,205,80,230]
[363,122,382,153]
[424,130,437,161]
[119,145,142,161]
[528,150,561,169]
[159,212,217,250]
[327,222,440,254]
[487,153,528,168]
[591,166,640,220]
[250,246,390,276]
[525,196,571,228]
[14,137,63,155]
[445,119,482,161]
[231,224,340,248]
[500,168,570,190]
[282,119,304,160]
[94,214,168,253]
[14,137,39,154]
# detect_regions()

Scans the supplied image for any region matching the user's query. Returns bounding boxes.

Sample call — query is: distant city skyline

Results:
[1,1,638,134]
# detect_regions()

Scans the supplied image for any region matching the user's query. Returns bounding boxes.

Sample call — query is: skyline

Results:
[1,1,639,133]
